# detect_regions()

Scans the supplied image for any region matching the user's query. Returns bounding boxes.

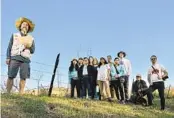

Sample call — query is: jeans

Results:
[81,75,91,98]
[89,76,96,99]
[149,81,165,109]
[71,79,81,98]
[110,80,120,100]
[123,76,129,100]
[119,76,125,101]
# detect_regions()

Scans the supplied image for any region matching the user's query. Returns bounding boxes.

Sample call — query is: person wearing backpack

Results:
[147,55,168,110]
[114,57,127,104]
[107,55,117,99]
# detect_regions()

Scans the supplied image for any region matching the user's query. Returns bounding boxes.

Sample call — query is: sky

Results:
[1,0,174,90]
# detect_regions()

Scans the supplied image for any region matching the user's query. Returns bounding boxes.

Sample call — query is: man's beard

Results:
[21,27,28,35]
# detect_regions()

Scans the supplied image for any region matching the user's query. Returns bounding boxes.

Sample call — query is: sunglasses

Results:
[151,58,156,61]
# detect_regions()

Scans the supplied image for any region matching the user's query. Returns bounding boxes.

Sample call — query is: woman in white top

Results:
[97,57,112,102]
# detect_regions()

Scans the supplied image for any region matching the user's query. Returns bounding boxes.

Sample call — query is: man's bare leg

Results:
[6,78,13,93]
[19,79,26,95]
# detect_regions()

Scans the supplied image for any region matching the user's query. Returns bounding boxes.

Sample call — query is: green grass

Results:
[1,93,174,118]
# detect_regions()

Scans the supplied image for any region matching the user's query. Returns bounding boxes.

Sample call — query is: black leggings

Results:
[71,79,81,98]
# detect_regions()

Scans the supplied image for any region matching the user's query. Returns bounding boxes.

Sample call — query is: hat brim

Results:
[15,17,35,32]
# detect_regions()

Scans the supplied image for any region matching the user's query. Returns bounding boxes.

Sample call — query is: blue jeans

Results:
[123,76,129,100]
[81,75,91,98]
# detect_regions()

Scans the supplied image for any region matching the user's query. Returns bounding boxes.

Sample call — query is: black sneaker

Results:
[148,103,153,106]
[125,99,130,103]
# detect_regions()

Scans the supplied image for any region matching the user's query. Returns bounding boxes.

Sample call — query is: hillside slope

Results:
[1,94,174,118]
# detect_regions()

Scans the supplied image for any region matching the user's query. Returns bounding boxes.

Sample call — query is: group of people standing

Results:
[68,51,131,103]
[5,17,168,111]
[68,52,168,110]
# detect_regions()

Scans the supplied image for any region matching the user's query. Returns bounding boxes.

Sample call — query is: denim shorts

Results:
[8,59,30,79]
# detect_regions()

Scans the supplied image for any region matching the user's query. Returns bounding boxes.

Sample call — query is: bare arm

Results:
[107,69,111,81]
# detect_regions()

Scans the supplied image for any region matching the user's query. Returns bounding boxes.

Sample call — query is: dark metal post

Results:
[48,53,60,97]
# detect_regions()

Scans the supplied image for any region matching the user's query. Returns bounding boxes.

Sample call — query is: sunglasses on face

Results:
[151,58,156,61]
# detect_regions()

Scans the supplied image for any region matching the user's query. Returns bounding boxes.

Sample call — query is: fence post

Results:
[48,53,60,97]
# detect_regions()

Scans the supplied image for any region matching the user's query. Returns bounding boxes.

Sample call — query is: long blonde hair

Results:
[93,58,99,65]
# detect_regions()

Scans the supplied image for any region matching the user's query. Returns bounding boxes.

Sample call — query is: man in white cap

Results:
[131,74,152,106]
[6,17,35,95]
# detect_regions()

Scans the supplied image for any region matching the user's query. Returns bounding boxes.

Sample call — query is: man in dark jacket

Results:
[131,74,152,106]
[78,57,94,98]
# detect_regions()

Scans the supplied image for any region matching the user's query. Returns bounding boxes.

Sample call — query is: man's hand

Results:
[158,75,162,80]
[6,59,10,65]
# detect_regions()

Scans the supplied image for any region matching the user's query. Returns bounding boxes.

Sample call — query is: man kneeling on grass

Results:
[131,74,153,106]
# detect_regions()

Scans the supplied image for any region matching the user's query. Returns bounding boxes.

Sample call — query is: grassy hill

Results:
[1,93,174,118]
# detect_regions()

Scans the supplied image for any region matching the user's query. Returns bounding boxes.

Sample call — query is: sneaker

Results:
[125,99,130,103]
[118,100,122,103]
[121,100,125,104]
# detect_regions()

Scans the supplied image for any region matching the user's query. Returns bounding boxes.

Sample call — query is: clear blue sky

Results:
[1,0,174,89]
